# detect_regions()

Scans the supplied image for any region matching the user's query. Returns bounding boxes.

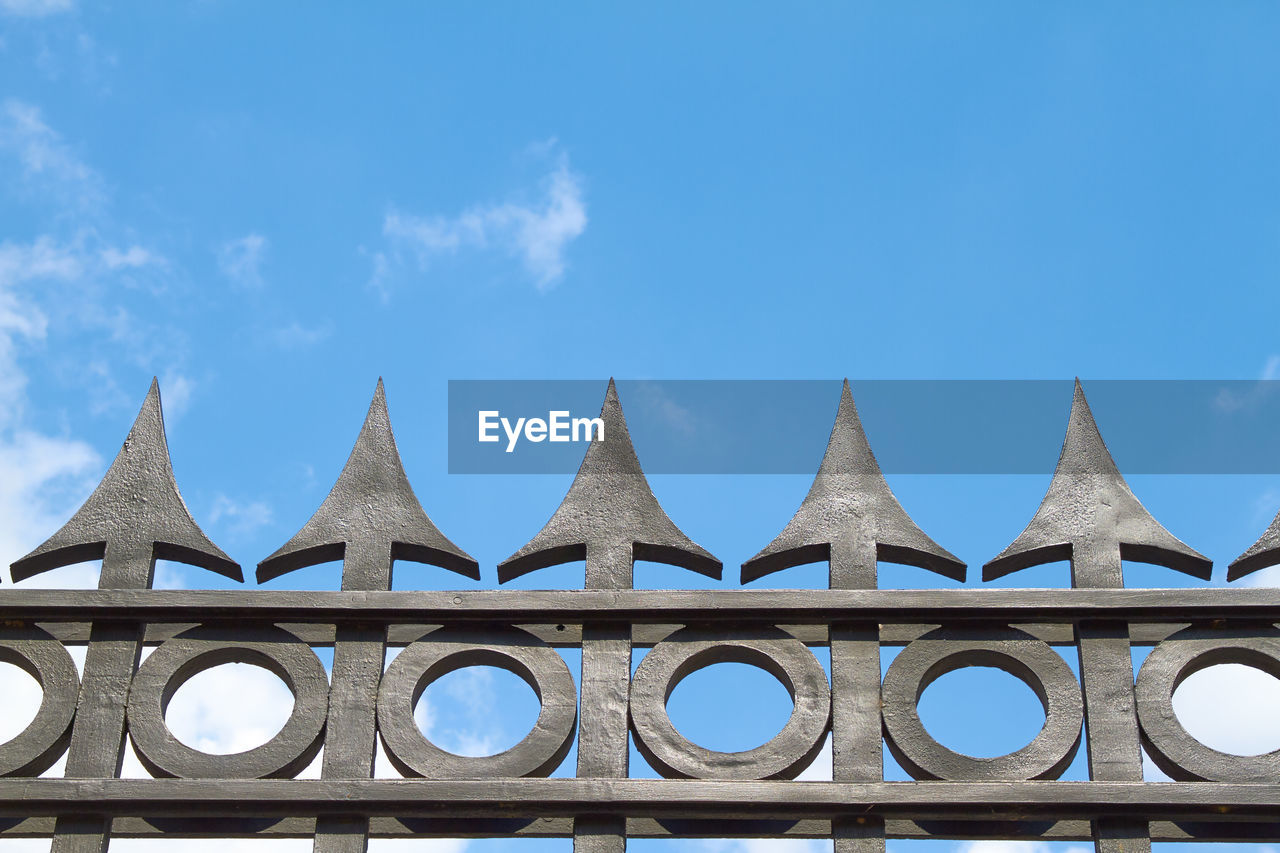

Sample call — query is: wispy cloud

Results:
[164,663,295,755]
[699,838,831,853]
[1169,662,1280,759]
[217,232,269,289]
[414,666,504,758]
[0,429,99,588]
[101,244,159,270]
[957,842,1091,853]
[0,0,73,17]
[380,146,587,293]
[1263,355,1280,382]
[208,493,274,539]
[1213,354,1280,414]
[160,369,195,420]
[0,98,103,210]
[272,320,333,351]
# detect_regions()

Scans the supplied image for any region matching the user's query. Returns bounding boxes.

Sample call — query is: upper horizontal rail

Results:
[1,587,1277,623]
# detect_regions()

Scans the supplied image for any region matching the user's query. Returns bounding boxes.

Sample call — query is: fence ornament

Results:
[0,377,1278,853]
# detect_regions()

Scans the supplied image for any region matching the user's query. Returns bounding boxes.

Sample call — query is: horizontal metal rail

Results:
[1,587,1278,623]
[5,815,1279,843]
[1,779,1278,824]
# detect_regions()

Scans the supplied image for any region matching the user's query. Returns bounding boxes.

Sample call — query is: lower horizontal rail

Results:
[2,780,1278,824]
[1,816,1278,843]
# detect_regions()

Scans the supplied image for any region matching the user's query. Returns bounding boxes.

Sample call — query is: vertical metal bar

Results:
[983,382,1209,853]
[313,540,391,853]
[499,382,719,853]
[51,542,151,853]
[1074,540,1149,853]
[830,537,885,853]
[575,542,633,853]
[254,383,477,853]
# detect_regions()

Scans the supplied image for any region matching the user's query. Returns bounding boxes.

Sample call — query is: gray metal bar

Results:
[36,619,1197,648]
[4,779,1280,821]
[8,816,1280,844]
[4,587,1277,622]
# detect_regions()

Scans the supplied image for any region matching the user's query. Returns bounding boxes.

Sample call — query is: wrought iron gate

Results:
[1,378,1278,853]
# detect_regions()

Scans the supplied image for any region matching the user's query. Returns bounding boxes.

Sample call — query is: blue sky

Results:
[1,2,1279,853]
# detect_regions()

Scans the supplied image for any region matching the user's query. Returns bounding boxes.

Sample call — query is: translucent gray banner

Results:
[446,380,1280,474]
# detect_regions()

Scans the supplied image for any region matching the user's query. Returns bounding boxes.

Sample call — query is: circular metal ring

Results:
[377,626,577,778]
[629,625,830,780]
[0,626,79,777]
[881,627,1083,781]
[126,624,328,779]
[1136,625,1280,782]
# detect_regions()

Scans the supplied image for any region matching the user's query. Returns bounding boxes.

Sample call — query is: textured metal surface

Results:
[0,378,1277,852]
[744,381,965,853]
[986,381,1212,853]
[501,380,720,853]
[378,626,577,779]
[1135,625,1280,782]
[126,624,328,779]
[881,627,1083,781]
[257,380,476,853]
[1230,506,1280,581]
[629,625,830,780]
[11,381,243,853]
[0,626,79,777]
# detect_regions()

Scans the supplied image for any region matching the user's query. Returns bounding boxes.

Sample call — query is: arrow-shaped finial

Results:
[1228,507,1280,581]
[743,380,964,587]
[984,379,1209,586]
[498,379,720,589]
[257,379,477,589]
[11,379,241,588]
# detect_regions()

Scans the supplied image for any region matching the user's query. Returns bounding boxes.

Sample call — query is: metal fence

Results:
[1,378,1278,853]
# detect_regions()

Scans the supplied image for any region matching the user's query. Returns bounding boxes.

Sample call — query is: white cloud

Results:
[414,666,504,757]
[157,370,195,420]
[956,843,1090,853]
[699,838,830,853]
[272,320,332,351]
[0,99,103,210]
[0,99,321,853]
[794,736,832,781]
[208,493,274,539]
[0,0,73,17]
[101,245,160,270]
[218,233,268,289]
[1171,662,1280,756]
[1263,355,1280,382]
[164,663,295,755]
[0,430,99,579]
[1213,355,1280,413]
[0,662,42,743]
[0,238,102,588]
[382,149,586,292]
[0,234,184,422]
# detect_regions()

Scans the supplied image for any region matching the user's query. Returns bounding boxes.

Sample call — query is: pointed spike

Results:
[11,381,241,586]
[498,380,720,586]
[257,381,477,587]
[1228,506,1280,581]
[984,381,1210,584]
[742,381,964,586]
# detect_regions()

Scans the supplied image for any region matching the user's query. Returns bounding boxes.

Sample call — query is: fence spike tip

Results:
[257,381,477,584]
[1228,506,1280,581]
[10,380,241,585]
[498,379,720,584]
[743,380,964,584]
[984,380,1210,582]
